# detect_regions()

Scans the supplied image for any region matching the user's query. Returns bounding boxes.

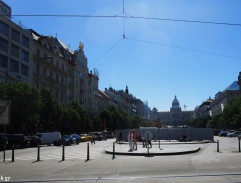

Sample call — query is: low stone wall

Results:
[116,128,214,142]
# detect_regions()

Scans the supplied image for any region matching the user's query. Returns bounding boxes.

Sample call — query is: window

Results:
[56,74,58,83]
[21,50,29,62]
[11,29,20,43]
[56,60,59,67]
[36,65,39,75]
[50,70,52,79]
[62,64,64,71]
[43,69,46,77]
[22,35,29,48]
[0,54,8,68]
[79,72,83,80]
[10,59,19,73]
[0,38,8,52]
[11,44,19,57]
[21,64,28,76]
[49,57,53,64]
[61,91,63,101]
[61,76,64,85]
[36,49,40,56]
[0,20,9,36]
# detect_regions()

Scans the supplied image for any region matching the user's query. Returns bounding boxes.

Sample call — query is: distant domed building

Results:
[158,96,193,126]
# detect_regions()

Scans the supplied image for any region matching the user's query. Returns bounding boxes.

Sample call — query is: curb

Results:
[105,147,201,156]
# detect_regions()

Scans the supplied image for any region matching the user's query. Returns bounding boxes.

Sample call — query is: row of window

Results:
[0,20,29,48]
[37,49,66,72]
[36,65,65,86]
[0,54,28,76]
[0,37,29,62]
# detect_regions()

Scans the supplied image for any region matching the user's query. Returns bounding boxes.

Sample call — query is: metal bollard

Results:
[147,142,149,156]
[3,145,5,162]
[62,144,65,161]
[87,143,89,161]
[37,144,40,161]
[113,142,115,159]
[12,144,14,162]
[217,140,219,152]
[239,138,240,152]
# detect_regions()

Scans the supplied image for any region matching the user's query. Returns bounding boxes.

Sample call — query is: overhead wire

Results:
[125,37,241,60]
[5,14,241,27]
[6,4,241,62]
[90,38,124,68]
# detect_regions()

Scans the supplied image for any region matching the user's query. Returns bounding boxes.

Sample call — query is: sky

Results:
[4,0,241,111]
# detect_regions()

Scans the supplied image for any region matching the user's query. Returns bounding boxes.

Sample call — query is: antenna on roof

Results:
[184,105,187,111]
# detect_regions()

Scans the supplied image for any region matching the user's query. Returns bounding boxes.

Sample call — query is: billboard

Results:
[0,100,10,125]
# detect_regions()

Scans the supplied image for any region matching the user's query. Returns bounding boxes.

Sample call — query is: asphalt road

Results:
[0,137,241,183]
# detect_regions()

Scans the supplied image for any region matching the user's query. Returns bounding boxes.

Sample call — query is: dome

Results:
[172,95,179,105]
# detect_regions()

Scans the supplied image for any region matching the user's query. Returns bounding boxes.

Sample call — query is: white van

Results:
[35,132,61,145]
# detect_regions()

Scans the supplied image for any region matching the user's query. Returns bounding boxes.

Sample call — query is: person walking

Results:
[133,130,138,150]
[91,133,96,144]
[142,131,147,148]
[128,130,133,152]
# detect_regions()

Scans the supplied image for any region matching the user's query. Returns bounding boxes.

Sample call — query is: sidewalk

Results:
[105,141,209,156]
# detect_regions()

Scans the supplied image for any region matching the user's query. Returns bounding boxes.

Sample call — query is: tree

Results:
[0,82,41,134]
[39,88,63,132]
[221,97,241,129]
[61,101,91,134]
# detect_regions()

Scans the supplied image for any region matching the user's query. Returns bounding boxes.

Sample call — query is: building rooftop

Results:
[223,81,239,92]
[54,38,74,54]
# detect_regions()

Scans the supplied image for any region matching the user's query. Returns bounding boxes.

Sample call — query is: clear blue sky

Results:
[5,0,241,111]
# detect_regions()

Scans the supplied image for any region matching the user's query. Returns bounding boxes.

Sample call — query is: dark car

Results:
[219,131,228,137]
[94,132,103,141]
[71,134,81,144]
[26,136,42,147]
[5,134,30,149]
[54,135,73,146]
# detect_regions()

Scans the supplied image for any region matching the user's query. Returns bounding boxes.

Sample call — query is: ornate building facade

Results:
[158,96,193,126]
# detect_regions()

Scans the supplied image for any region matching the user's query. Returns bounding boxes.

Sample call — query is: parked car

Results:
[5,134,30,149]
[71,134,81,144]
[219,131,228,137]
[35,132,61,145]
[80,134,92,142]
[26,136,42,147]
[54,135,74,146]
[227,131,241,137]
[92,132,104,141]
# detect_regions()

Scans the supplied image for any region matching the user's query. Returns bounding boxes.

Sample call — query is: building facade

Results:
[0,7,33,84]
[104,86,146,118]
[210,81,240,116]
[158,96,193,126]
[194,98,213,119]
[30,30,68,105]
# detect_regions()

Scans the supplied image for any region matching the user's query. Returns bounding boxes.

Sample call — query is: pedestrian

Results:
[119,132,123,144]
[128,130,133,152]
[91,133,96,144]
[142,131,146,148]
[133,130,138,150]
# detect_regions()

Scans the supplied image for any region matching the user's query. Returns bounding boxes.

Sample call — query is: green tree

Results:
[221,97,241,129]
[0,82,41,134]
[39,88,63,132]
